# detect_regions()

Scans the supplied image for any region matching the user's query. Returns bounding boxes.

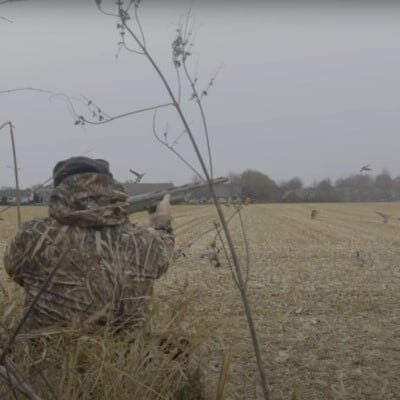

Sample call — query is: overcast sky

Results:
[1,0,400,188]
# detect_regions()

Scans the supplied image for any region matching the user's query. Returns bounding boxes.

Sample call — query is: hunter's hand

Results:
[149,194,171,228]
[155,194,171,217]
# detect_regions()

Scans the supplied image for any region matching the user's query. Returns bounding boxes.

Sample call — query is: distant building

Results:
[0,187,33,204]
[189,182,242,203]
[1,183,177,205]
[214,183,242,200]
[35,187,53,203]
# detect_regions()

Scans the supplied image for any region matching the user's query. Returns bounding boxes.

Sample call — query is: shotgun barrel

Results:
[127,177,228,214]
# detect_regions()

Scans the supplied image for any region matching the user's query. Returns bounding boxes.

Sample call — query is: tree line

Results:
[193,169,400,203]
[2,169,400,205]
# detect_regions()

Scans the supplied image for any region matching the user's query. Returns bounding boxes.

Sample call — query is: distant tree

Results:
[393,176,400,199]
[240,170,279,202]
[336,174,374,201]
[315,178,336,202]
[374,171,393,200]
[284,177,303,191]
[280,177,303,202]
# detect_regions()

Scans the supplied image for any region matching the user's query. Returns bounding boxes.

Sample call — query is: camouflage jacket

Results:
[4,173,174,330]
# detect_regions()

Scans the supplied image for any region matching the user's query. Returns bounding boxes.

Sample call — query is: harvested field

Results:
[1,203,400,399]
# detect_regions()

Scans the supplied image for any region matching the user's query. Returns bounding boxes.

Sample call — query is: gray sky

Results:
[1,1,400,188]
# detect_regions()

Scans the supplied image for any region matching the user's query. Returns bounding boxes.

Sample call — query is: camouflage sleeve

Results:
[133,215,175,279]
[3,219,43,287]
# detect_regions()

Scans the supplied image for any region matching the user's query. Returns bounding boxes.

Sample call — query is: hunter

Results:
[4,157,174,330]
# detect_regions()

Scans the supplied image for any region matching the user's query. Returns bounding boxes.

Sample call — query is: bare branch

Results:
[236,206,251,288]
[0,0,28,22]
[3,362,19,399]
[80,94,112,119]
[182,60,214,179]
[0,122,21,228]
[172,42,182,103]
[0,364,43,400]
[182,2,193,42]
[133,2,146,49]
[0,15,12,22]
[171,128,186,146]
[77,102,173,126]
[0,348,61,400]
[152,109,204,181]
[9,123,21,229]
[0,87,56,95]
[172,16,216,179]
[0,87,89,113]
[94,0,119,18]
[119,32,144,55]
[102,5,271,397]
[0,0,27,4]
[0,204,13,214]
[185,206,241,250]
[213,206,242,243]
[124,0,135,14]
[0,86,167,126]
[214,221,240,289]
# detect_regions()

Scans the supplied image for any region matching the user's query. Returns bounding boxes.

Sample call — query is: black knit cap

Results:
[53,157,113,187]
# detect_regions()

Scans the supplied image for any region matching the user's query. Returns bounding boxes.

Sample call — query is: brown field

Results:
[1,203,400,399]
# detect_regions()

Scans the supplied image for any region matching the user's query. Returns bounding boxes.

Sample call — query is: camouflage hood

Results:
[49,172,129,227]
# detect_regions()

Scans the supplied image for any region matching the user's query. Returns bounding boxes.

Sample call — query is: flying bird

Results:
[129,169,145,183]
[360,165,372,173]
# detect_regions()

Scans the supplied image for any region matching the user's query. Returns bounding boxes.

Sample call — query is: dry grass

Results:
[0,295,207,400]
[1,203,400,399]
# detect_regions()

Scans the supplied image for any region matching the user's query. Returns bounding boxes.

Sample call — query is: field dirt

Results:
[1,203,400,399]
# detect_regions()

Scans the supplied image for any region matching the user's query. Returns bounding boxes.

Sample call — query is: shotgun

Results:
[127,177,228,214]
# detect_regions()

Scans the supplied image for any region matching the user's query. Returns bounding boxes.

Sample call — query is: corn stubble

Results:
[1,203,400,399]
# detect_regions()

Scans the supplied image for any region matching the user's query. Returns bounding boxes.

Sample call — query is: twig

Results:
[0,364,42,400]
[214,221,239,289]
[152,109,204,181]
[0,122,21,229]
[236,206,251,288]
[180,13,216,179]
[215,349,231,400]
[0,356,61,400]
[4,361,19,399]
[0,87,170,126]
[9,124,21,229]
[0,0,27,4]
[172,49,182,104]
[133,2,146,49]
[0,204,13,214]
[75,102,173,126]
[94,0,118,18]
[213,206,241,244]
[119,31,144,55]
[182,61,214,179]
[0,15,12,22]
[0,87,57,96]
[171,17,214,179]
